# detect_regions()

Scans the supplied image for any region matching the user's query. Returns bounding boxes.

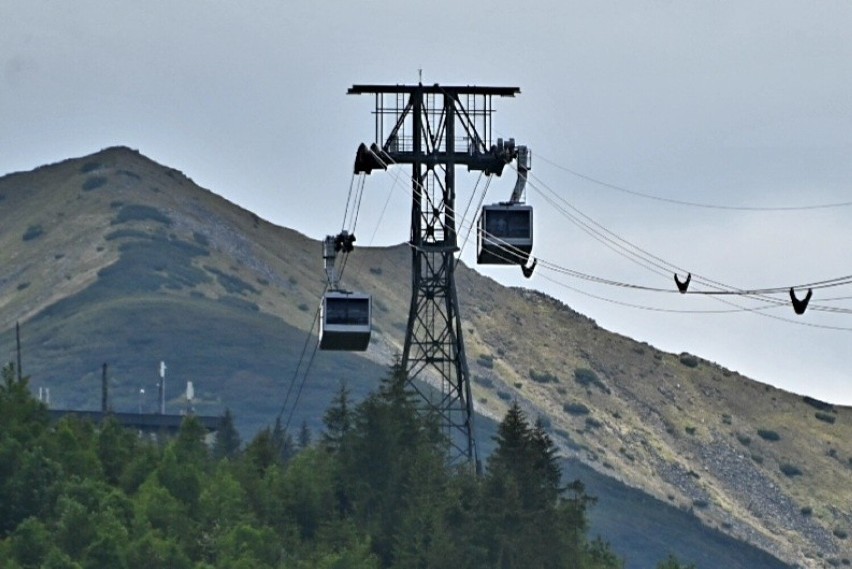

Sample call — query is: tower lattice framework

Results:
[349,83,520,467]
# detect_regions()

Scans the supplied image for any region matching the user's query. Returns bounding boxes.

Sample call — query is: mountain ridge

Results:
[1,146,849,567]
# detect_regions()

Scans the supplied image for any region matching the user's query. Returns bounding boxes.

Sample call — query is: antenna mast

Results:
[348,83,520,468]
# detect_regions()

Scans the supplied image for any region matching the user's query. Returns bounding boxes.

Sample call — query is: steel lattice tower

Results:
[349,83,521,467]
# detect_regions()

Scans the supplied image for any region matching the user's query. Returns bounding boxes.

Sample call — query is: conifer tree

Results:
[298,419,312,450]
[322,380,353,453]
[482,401,609,568]
[175,416,210,465]
[97,417,136,485]
[341,357,446,566]
[271,417,296,463]
[244,427,282,476]
[212,408,241,460]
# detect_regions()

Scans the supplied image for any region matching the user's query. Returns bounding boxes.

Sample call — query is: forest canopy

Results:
[0,362,693,568]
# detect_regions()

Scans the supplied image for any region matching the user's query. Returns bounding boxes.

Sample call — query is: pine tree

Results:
[488,401,531,482]
[298,419,312,450]
[212,408,241,460]
[174,416,209,466]
[340,358,446,566]
[243,428,278,476]
[322,380,353,453]
[271,417,296,463]
[97,417,136,484]
[481,401,611,568]
[530,416,562,505]
[0,361,50,531]
[0,363,48,444]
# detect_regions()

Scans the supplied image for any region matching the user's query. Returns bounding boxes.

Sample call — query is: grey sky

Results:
[2,1,851,404]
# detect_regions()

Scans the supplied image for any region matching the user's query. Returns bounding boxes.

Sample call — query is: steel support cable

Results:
[476,231,771,310]
[284,340,321,431]
[365,147,488,251]
[529,179,852,313]
[341,172,361,232]
[338,175,369,284]
[338,251,352,283]
[539,270,852,331]
[523,167,852,297]
[706,292,852,330]
[469,219,773,309]
[535,152,852,211]
[283,175,366,427]
[478,218,852,315]
[446,162,852,314]
[532,245,852,326]
[526,175,852,313]
[391,177,852,320]
[522,166,721,285]
[457,170,485,252]
[530,186,676,281]
[367,146,852,311]
[328,174,365,286]
[527,186,852,308]
[526,168,762,291]
[459,175,493,260]
[281,178,375,428]
[368,172,402,246]
[535,271,782,314]
[349,173,367,235]
[276,290,325,424]
[487,141,709,281]
[373,154,852,313]
[370,147,852,315]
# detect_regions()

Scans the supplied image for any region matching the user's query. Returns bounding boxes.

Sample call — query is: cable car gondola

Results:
[318,232,372,351]
[320,290,372,351]
[477,144,534,268]
[476,203,534,265]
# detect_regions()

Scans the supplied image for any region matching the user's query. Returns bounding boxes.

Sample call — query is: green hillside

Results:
[1,147,849,567]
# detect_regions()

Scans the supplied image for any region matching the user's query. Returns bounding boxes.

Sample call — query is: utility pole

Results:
[15,321,22,381]
[101,363,109,412]
[349,83,521,468]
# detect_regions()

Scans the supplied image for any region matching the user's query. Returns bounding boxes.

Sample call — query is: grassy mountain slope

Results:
[0,147,388,435]
[1,147,849,567]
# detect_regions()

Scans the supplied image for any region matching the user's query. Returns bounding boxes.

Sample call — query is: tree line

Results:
[0,361,694,568]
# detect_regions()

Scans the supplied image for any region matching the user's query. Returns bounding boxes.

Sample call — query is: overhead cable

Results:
[536,152,852,211]
[364,144,852,320]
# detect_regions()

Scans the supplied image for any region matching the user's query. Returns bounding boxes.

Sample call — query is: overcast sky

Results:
[2,1,851,404]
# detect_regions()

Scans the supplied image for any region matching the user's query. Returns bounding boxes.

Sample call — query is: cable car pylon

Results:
[348,83,528,469]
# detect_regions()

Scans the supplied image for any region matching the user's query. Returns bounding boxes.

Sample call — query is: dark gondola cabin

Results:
[320,291,372,351]
[477,204,533,265]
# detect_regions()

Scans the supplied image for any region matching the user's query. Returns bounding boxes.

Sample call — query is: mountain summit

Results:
[1,147,849,567]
